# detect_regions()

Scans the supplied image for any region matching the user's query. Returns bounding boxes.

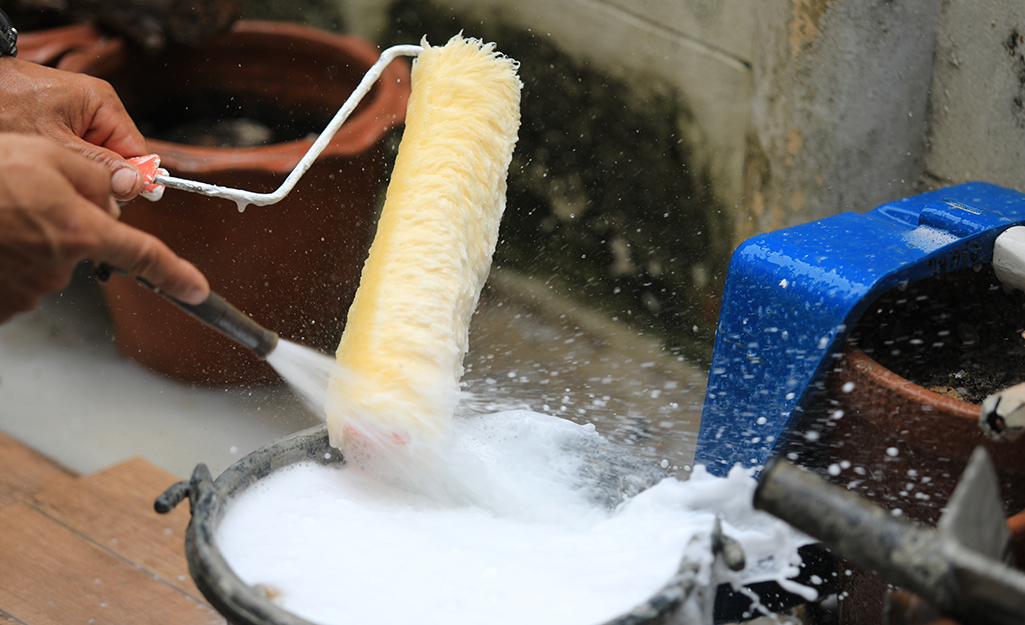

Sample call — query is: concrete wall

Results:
[331,0,1025,244]
[743,0,1025,237]
[925,1,1025,191]
[340,0,756,216]
[740,0,940,239]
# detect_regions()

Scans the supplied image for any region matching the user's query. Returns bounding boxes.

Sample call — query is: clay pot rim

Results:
[57,20,411,174]
[844,344,981,420]
[837,345,1025,464]
[16,23,108,65]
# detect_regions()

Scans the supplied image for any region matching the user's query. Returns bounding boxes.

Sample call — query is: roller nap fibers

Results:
[327,35,521,450]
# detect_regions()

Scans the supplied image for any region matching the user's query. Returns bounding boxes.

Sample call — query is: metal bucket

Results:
[154,424,726,625]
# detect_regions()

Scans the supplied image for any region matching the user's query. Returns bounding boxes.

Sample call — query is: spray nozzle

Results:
[95,263,279,359]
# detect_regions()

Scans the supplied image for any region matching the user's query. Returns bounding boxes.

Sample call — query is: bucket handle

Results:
[155,462,215,515]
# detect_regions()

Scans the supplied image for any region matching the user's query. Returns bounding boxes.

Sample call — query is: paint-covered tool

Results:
[128,44,422,209]
[696,182,1025,475]
[754,447,1025,625]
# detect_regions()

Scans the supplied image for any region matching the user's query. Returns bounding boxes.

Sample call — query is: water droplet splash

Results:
[265,339,337,419]
[217,416,815,625]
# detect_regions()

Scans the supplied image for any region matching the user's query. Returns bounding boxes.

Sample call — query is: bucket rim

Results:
[158,424,707,625]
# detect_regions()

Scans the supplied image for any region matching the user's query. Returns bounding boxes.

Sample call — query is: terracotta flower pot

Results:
[824,345,1025,625]
[796,268,1025,624]
[809,267,1025,523]
[58,21,410,385]
[819,345,1025,521]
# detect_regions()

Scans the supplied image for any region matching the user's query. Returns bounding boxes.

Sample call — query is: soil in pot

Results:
[791,266,1025,522]
[852,267,1025,404]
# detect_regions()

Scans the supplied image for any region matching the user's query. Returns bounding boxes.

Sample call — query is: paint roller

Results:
[109,37,521,454]
[95,46,425,359]
[325,35,521,447]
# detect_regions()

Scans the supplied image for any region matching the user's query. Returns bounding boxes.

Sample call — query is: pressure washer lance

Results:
[94,263,279,359]
[753,449,1025,625]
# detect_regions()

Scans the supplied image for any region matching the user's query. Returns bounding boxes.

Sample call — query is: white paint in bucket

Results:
[217,410,813,625]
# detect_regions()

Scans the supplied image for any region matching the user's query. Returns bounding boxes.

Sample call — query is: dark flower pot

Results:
[799,268,1025,625]
[58,21,411,385]
[17,23,107,66]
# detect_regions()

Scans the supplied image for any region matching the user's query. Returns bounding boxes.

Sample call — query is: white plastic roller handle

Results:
[149,44,423,210]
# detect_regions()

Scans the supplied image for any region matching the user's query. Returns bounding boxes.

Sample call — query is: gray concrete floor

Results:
[0,265,705,479]
[0,265,321,478]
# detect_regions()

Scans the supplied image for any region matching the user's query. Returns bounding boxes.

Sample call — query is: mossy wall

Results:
[241,0,345,32]
[381,1,730,363]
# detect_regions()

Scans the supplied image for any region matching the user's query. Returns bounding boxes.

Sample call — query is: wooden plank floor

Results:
[0,431,225,624]
[0,431,74,509]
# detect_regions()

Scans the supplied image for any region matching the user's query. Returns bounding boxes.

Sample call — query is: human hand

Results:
[0,57,149,201]
[0,134,208,323]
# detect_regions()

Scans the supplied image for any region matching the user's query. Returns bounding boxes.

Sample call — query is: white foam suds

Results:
[267,339,548,505]
[267,339,528,425]
[261,340,811,623]
[216,410,812,625]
